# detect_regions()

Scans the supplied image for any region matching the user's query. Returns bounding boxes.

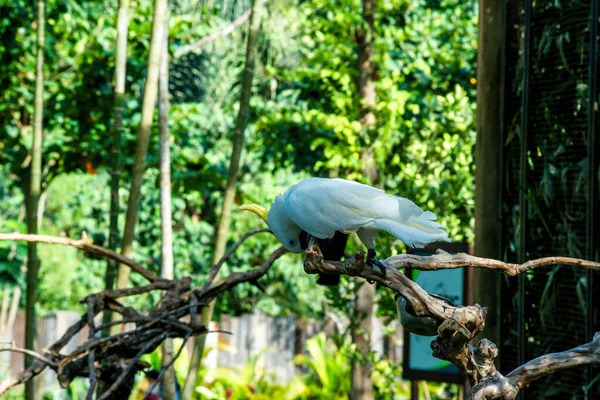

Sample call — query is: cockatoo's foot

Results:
[366,249,387,284]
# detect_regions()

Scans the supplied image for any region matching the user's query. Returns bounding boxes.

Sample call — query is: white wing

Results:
[283,178,449,247]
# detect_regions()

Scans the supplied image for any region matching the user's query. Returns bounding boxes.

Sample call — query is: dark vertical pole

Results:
[474,0,506,347]
[410,381,419,400]
[518,0,533,385]
[587,1,599,397]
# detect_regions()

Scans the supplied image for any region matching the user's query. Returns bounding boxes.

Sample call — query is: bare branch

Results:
[303,246,470,321]
[507,332,600,391]
[201,228,272,291]
[143,334,191,400]
[303,245,600,400]
[2,231,597,400]
[0,232,159,282]
[198,245,288,301]
[98,334,166,400]
[0,346,58,368]
[86,297,97,400]
[174,7,253,58]
[383,249,600,276]
[0,236,286,397]
[82,279,180,303]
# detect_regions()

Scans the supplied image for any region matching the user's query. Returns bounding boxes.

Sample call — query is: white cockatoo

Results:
[241,177,450,284]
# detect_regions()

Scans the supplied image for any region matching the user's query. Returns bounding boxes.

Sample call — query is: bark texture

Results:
[158,17,177,400]
[105,0,130,336]
[181,2,265,399]
[25,2,45,398]
[352,0,376,398]
[115,0,168,291]
[473,0,506,344]
[1,233,598,399]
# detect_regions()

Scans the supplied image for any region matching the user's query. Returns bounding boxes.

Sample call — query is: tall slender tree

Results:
[115,0,167,293]
[24,1,45,399]
[105,0,130,335]
[158,14,177,400]
[351,0,376,399]
[181,2,264,398]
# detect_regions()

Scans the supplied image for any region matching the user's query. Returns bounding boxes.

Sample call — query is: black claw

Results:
[365,249,387,284]
[367,248,377,263]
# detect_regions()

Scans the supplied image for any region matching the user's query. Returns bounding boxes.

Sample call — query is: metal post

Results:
[518,0,533,382]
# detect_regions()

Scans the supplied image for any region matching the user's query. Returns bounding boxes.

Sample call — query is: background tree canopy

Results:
[0,0,477,319]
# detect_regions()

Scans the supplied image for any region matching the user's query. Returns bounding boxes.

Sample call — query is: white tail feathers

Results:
[376,219,450,248]
[372,197,450,248]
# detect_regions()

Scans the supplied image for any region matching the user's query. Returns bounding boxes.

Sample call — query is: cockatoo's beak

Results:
[240,204,268,221]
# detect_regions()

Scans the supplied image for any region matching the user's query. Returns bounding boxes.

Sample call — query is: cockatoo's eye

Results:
[289,239,297,246]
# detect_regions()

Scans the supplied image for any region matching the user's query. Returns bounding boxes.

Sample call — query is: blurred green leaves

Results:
[0,0,477,319]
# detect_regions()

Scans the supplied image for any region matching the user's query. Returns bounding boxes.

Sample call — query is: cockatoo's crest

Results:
[239,204,268,220]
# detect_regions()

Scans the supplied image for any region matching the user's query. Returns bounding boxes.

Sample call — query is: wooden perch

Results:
[383,249,600,276]
[303,245,600,400]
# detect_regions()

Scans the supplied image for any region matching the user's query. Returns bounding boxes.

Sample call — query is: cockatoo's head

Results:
[240,196,303,253]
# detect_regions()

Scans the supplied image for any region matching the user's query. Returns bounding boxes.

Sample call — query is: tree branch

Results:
[507,332,600,391]
[383,249,600,276]
[2,231,597,400]
[0,237,286,397]
[303,246,470,321]
[302,245,600,400]
[201,228,272,291]
[0,232,159,282]
[174,6,253,58]
[0,345,58,368]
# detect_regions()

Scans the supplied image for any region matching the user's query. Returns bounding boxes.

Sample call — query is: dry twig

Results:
[0,232,158,282]
[173,0,269,58]
[0,345,58,368]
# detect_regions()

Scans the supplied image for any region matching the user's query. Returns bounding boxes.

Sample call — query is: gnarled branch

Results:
[302,245,600,400]
[0,231,286,397]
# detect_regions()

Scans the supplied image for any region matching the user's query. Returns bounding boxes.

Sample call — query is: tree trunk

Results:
[115,0,167,292]
[181,2,264,399]
[351,0,376,399]
[25,1,45,399]
[158,16,178,400]
[473,0,505,344]
[105,0,130,336]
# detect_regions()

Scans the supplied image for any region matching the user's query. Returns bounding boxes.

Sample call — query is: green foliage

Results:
[293,333,352,399]
[0,0,476,326]
[0,0,480,398]
[0,165,26,287]
[195,348,303,400]
[140,339,191,385]
[255,0,477,245]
